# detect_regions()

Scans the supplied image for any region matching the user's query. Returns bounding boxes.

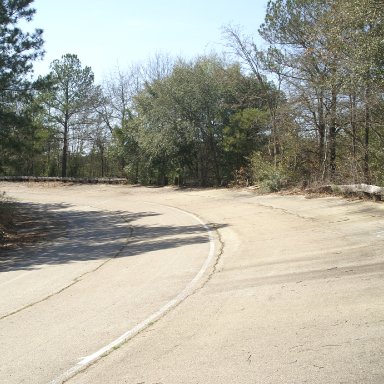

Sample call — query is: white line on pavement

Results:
[49,205,216,384]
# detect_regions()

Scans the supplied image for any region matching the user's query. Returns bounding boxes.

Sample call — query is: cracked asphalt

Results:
[0,183,383,384]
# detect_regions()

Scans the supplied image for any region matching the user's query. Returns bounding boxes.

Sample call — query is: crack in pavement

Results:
[55,206,223,384]
[0,213,134,321]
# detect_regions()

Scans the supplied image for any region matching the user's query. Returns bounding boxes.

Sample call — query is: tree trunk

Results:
[329,86,337,180]
[317,91,326,178]
[349,93,357,159]
[61,86,70,178]
[269,108,279,168]
[363,84,371,183]
[208,130,221,186]
[62,122,68,178]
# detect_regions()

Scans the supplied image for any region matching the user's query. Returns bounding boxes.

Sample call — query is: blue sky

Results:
[29,0,268,82]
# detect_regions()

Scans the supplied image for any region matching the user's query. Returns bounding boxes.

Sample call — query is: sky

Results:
[28,0,269,83]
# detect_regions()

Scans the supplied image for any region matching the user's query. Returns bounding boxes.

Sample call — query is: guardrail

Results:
[0,176,127,184]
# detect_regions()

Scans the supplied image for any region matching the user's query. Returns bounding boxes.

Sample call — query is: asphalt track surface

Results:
[0,183,383,384]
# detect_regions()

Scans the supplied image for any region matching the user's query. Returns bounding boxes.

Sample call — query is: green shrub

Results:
[249,152,287,192]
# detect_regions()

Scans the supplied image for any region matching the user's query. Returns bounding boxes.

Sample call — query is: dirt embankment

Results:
[0,195,52,249]
[0,198,43,250]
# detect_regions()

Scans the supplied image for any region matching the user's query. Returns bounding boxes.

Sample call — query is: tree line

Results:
[1,0,383,189]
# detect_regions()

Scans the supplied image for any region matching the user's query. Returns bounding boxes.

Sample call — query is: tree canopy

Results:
[40,54,98,177]
[0,0,44,92]
[1,0,383,189]
[0,0,44,174]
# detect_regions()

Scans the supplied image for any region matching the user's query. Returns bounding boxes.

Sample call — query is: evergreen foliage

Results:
[0,0,44,174]
[0,0,383,189]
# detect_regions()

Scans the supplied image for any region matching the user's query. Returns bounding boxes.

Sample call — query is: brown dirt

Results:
[0,201,49,250]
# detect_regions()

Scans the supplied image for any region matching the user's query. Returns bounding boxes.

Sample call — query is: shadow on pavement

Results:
[0,201,226,272]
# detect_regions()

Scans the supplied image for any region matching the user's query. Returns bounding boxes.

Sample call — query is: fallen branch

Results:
[332,183,383,201]
[305,183,383,201]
